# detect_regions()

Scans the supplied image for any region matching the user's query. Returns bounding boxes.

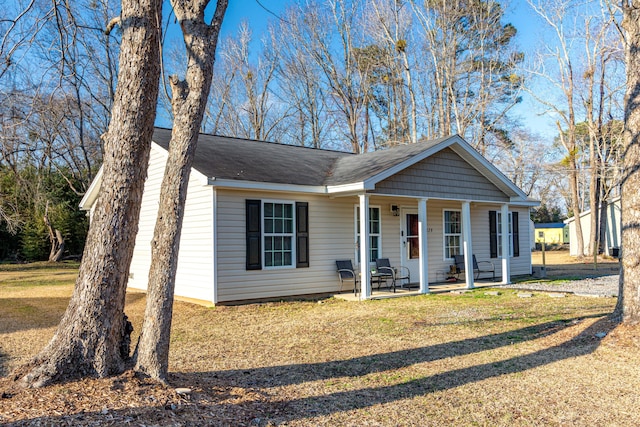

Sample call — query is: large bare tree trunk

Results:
[616,1,640,323]
[12,0,162,388]
[134,0,227,381]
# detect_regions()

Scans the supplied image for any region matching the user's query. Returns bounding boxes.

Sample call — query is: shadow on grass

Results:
[7,313,615,425]
[258,315,615,422]
[174,314,610,389]
[0,350,8,378]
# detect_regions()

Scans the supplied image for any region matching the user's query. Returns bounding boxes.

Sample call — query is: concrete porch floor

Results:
[333,279,503,301]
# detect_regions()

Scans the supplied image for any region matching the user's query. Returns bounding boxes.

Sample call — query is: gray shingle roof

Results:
[152,128,453,187]
[153,127,350,186]
[327,136,452,185]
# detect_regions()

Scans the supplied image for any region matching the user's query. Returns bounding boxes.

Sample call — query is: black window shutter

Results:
[512,211,520,257]
[246,200,262,270]
[296,202,309,268]
[489,211,498,259]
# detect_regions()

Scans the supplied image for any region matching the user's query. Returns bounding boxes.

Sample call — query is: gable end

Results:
[371,148,509,202]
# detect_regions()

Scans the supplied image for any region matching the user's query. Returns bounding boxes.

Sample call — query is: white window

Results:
[496,212,513,257]
[355,206,381,263]
[263,201,295,268]
[443,210,461,259]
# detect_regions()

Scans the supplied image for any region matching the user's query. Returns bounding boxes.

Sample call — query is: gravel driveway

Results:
[501,274,619,297]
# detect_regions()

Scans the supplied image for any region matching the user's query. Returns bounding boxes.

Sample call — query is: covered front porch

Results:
[325,135,537,302]
[351,194,518,301]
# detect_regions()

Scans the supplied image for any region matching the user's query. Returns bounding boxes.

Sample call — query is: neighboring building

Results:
[564,196,621,257]
[534,223,569,245]
[80,128,538,304]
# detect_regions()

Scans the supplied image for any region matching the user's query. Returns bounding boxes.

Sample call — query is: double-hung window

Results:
[263,202,294,268]
[355,206,381,263]
[496,212,513,257]
[443,210,461,259]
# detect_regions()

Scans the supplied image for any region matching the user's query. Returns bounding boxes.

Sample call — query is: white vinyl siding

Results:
[216,190,357,302]
[129,172,532,302]
[128,143,214,302]
[222,195,529,296]
[568,198,621,257]
[509,207,530,273]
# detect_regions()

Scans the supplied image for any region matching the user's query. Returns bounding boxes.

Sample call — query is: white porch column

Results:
[418,198,429,294]
[461,201,474,289]
[501,203,511,284]
[359,194,371,300]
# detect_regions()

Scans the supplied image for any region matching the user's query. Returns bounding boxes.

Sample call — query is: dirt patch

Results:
[531,250,620,279]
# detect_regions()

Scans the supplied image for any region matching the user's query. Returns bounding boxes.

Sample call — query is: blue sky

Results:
[505,1,558,139]
[219,1,289,35]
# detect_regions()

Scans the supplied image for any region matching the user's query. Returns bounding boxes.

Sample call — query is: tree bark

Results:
[12,0,162,388]
[44,201,65,262]
[616,1,640,323]
[134,0,227,382]
[569,154,585,257]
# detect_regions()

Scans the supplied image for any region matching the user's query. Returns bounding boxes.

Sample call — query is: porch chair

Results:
[453,254,496,281]
[375,258,411,291]
[336,260,359,294]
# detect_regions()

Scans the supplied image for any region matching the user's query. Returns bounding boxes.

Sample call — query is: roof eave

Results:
[208,177,327,194]
[79,166,103,210]
[326,182,369,194]
[509,197,540,207]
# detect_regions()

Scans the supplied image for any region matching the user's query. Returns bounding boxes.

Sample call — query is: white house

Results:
[80,128,538,304]
[565,196,621,257]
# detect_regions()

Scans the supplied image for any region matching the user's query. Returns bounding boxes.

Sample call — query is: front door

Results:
[401,209,420,282]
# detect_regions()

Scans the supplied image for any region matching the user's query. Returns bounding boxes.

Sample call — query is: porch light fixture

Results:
[391,205,399,216]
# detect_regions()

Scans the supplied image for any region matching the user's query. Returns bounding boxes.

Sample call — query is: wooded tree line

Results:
[0,0,117,261]
[196,0,524,154]
[0,0,627,263]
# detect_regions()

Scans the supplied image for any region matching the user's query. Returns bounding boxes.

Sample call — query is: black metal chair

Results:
[336,260,359,294]
[375,258,411,291]
[454,254,495,281]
